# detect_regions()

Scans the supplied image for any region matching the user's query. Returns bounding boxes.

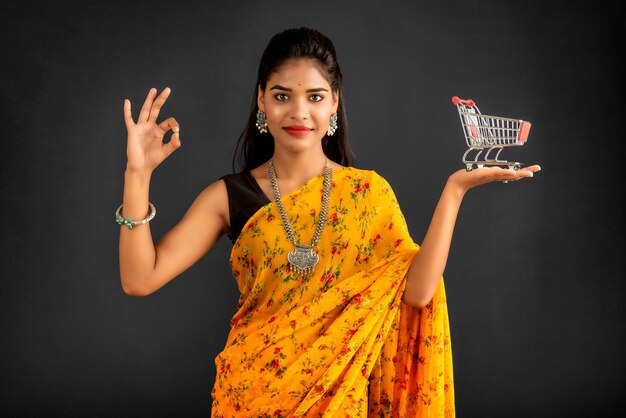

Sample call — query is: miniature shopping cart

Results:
[452,96,532,179]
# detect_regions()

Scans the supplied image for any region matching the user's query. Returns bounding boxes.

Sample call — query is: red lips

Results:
[283,125,313,136]
[284,125,312,130]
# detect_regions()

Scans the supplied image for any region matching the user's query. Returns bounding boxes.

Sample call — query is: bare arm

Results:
[118,87,231,296]
[118,167,157,295]
[402,164,541,308]
[402,179,464,308]
[119,175,230,296]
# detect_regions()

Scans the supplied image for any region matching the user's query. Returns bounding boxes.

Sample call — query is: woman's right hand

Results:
[123,87,181,173]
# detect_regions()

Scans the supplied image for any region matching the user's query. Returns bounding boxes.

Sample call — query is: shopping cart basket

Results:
[452,96,532,180]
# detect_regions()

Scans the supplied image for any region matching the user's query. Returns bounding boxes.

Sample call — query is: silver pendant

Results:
[288,243,319,276]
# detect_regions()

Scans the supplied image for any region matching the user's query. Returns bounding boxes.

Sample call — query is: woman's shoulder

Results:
[338,167,396,199]
[341,166,374,175]
[342,166,387,183]
[218,170,246,180]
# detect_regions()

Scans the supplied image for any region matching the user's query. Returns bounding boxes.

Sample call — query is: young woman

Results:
[118,27,540,417]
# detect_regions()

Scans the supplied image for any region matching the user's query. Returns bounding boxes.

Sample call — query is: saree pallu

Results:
[211,167,454,417]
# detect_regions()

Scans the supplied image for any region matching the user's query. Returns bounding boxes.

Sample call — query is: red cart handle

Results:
[451,96,475,107]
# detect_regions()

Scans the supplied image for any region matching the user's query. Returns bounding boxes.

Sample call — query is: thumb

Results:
[163,130,181,157]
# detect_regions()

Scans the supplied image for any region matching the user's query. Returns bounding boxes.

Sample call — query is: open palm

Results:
[450,164,542,192]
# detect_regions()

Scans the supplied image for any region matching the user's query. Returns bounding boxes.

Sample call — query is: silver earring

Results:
[256,109,268,134]
[327,112,338,136]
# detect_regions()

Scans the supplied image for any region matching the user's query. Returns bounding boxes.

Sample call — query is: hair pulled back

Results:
[230,26,355,173]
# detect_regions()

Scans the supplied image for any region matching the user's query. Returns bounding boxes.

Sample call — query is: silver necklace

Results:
[268,157,332,277]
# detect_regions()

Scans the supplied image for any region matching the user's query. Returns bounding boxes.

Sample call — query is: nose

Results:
[289,96,309,120]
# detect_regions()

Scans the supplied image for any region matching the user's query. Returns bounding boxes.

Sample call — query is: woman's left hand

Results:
[448,164,542,194]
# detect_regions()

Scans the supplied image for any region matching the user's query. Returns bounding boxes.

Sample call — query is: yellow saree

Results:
[211,167,455,417]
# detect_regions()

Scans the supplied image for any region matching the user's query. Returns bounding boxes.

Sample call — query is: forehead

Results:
[268,58,330,88]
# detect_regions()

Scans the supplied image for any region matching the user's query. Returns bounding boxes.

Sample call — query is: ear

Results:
[257,84,265,112]
[332,90,339,114]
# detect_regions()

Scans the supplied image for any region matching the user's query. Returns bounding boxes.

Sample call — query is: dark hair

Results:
[229,27,356,173]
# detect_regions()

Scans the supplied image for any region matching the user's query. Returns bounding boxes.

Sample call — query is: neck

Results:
[269,149,329,181]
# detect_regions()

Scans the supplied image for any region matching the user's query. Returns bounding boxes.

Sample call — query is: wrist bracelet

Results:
[115,202,156,230]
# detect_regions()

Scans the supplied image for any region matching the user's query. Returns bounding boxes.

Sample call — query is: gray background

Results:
[1,0,623,416]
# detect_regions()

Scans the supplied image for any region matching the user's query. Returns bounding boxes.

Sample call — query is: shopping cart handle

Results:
[452,96,475,107]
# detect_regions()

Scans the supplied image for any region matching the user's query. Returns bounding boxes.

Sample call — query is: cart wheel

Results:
[466,164,473,171]
[513,165,520,171]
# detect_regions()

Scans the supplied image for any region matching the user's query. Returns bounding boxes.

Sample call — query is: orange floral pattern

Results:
[211,167,454,417]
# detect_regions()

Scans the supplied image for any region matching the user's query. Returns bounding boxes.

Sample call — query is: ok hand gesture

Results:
[123,87,181,173]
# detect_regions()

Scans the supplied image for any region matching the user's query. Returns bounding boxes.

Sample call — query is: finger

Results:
[157,117,180,134]
[524,164,542,173]
[123,98,135,129]
[138,87,157,123]
[514,165,541,180]
[162,130,182,157]
[512,167,534,180]
[148,87,172,123]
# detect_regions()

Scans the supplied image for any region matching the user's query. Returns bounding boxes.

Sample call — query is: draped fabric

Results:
[211,167,455,417]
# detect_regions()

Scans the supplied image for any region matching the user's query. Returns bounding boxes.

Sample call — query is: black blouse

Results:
[219,171,271,245]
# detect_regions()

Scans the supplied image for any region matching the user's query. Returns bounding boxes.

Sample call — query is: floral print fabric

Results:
[211,167,454,417]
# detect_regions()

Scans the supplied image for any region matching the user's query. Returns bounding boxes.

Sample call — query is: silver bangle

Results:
[115,202,156,230]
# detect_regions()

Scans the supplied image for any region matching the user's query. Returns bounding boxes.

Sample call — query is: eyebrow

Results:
[269,84,329,93]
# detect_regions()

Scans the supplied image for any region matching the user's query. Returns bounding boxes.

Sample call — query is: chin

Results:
[276,136,321,150]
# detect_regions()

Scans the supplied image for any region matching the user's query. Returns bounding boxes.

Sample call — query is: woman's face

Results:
[257,58,339,151]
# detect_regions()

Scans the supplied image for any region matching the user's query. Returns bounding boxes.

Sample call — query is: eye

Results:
[274,93,288,101]
[310,94,324,102]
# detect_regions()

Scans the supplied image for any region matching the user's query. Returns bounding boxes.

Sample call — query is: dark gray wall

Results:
[1,0,622,417]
